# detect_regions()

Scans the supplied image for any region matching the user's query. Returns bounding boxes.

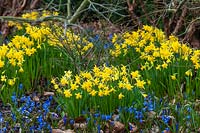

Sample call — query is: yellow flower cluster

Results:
[47,24,94,55]
[8,11,94,56]
[1,11,95,87]
[0,35,36,69]
[51,65,147,100]
[109,25,199,71]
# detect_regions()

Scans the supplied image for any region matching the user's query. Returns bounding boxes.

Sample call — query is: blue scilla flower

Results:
[161,115,171,124]
[109,34,113,40]
[47,124,52,132]
[69,119,74,125]
[63,115,67,125]
[18,106,26,114]
[0,127,7,132]
[162,127,170,133]
[129,123,133,130]
[56,106,61,112]
[101,115,111,121]
[147,103,154,111]
[20,95,27,102]
[176,122,179,132]
[19,83,23,90]
[37,115,43,123]
[134,111,143,120]
[143,101,148,106]
[29,126,35,132]
[187,107,191,112]
[37,115,47,130]
[0,112,4,123]
[11,113,16,121]
[94,34,100,41]
[143,95,155,112]
[104,42,112,49]
[42,99,51,115]
[35,102,40,108]
[11,93,17,105]
[97,124,101,133]
[110,121,114,126]
[94,113,100,118]
[89,34,100,42]
[127,107,134,114]
[86,117,90,123]
[186,115,191,120]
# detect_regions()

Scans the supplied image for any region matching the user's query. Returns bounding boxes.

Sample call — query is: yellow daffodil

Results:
[89,90,97,96]
[8,78,16,86]
[131,70,141,79]
[71,83,78,90]
[75,93,82,99]
[135,79,146,89]
[118,93,124,99]
[171,74,176,80]
[0,60,4,68]
[64,90,72,98]
[1,75,6,82]
[162,62,168,69]
[185,69,192,77]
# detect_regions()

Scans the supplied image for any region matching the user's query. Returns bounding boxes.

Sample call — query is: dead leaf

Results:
[44,91,55,96]
[33,95,39,102]
[129,122,138,133]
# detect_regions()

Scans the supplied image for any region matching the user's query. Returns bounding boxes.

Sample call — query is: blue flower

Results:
[19,83,23,90]
[86,117,90,123]
[97,124,101,133]
[0,127,7,132]
[187,107,191,112]
[0,112,4,123]
[110,121,114,126]
[127,107,134,114]
[109,34,113,40]
[20,95,26,102]
[18,106,26,114]
[176,123,179,132]
[47,124,52,132]
[37,115,43,123]
[63,115,67,125]
[161,115,171,124]
[94,113,100,118]
[11,113,16,121]
[104,42,112,49]
[101,115,111,121]
[186,115,191,120]
[69,119,74,125]
[129,123,133,130]
[11,94,17,105]
[89,34,100,42]
[29,126,35,132]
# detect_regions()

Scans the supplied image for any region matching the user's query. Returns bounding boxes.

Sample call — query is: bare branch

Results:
[172,5,187,35]
[169,0,187,27]
[126,0,142,28]
[30,0,40,9]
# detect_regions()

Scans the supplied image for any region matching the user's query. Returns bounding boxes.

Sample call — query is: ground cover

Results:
[0,11,200,133]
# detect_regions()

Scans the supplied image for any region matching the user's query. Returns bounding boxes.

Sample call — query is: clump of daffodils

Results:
[0,11,94,87]
[109,25,198,71]
[8,11,94,56]
[51,64,147,99]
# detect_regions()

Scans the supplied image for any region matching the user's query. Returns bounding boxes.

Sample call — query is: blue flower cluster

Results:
[1,93,54,132]
[143,95,155,112]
